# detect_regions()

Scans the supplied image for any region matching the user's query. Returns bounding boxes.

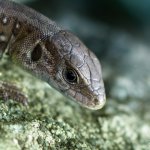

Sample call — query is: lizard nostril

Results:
[91,94,106,109]
[93,98,99,105]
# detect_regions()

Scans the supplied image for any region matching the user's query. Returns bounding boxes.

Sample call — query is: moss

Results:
[0,55,150,150]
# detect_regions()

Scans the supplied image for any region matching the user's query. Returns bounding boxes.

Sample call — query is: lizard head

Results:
[46,30,106,110]
[11,30,106,110]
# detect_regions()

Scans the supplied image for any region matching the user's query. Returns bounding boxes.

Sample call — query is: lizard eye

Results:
[63,68,78,84]
[31,44,42,61]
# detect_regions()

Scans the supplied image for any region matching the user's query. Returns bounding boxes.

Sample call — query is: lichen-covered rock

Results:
[0,57,150,150]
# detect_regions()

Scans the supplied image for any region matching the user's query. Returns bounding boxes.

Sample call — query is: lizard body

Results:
[0,0,106,110]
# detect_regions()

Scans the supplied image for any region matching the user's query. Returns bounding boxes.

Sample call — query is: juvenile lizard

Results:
[0,0,106,110]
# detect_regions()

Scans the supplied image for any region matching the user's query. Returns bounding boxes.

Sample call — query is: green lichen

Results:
[0,57,150,150]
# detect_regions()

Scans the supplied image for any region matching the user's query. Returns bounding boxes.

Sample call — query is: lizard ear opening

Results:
[31,44,42,62]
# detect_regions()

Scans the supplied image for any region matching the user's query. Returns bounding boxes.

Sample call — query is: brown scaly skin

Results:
[0,0,106,110]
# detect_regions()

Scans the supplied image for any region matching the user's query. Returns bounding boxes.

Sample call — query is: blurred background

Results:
[15,0,150,117]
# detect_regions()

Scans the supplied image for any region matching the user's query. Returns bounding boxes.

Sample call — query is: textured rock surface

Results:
[0,58,150,150]
[0,0,150,149]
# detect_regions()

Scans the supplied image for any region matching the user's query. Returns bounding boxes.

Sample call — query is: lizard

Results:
[0,0,106,110]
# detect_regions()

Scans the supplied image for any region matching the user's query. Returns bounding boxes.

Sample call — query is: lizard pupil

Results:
[31,44,42,61]
[63,69,78,84]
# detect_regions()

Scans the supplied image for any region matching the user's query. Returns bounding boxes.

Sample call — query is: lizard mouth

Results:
[82,94,106,110]
[69,90,106,110]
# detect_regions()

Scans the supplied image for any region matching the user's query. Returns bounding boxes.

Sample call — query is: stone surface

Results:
[0,37,150,150]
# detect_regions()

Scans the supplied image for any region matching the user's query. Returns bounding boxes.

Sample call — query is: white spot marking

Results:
[2,17,8,24]
[16,23,20,29]
[0,34,7,42]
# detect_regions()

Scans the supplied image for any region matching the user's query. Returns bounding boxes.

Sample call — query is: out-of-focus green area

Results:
[0,0,150,149]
